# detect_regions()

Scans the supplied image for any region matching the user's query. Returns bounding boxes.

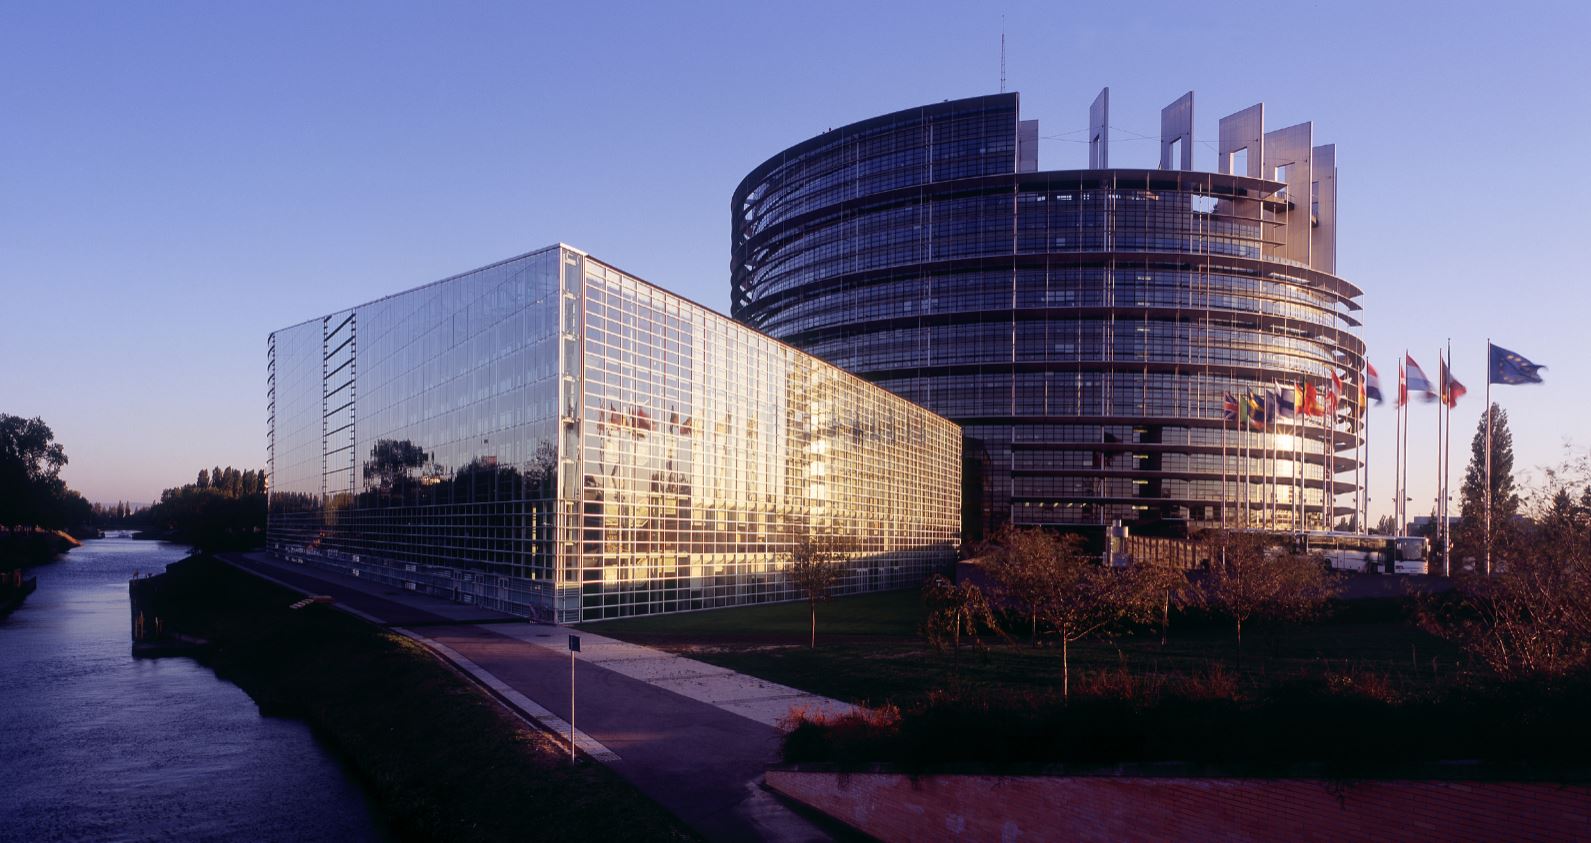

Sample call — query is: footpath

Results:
[219,552,853,843]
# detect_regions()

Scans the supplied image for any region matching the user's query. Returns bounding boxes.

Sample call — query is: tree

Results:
[1371,514,1397,536]
[1200,530,1338,668]
[990,527,1155,701]
[145,465,269,550]
[1457,403,1517,573]
[984,525,1054,645]
[0,414,72,528]
[363,439,431,497]
[196,468,210,489]
[1422,475,1591,679]
[787,531,845,649]
[1546,489,1580,532]
[1137,554,1195,647]
[921,574,999,662]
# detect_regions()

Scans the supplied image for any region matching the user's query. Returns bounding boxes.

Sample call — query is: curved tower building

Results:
[732,91,1364,540]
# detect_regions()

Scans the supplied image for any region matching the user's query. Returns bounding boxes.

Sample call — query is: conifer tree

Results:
[1457,403,1517,572]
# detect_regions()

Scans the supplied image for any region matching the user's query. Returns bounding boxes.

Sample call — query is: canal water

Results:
[0,536,388,842]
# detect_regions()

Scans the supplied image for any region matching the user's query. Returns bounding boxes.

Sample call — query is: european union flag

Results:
[1488,343,1546,385]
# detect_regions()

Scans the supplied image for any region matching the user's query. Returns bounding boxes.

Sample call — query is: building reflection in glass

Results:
[268,245,960,622]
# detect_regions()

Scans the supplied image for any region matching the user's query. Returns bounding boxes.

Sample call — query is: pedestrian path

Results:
[491,624,854,728]
[220,552,843,842]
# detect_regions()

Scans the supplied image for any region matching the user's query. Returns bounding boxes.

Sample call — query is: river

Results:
[0,536,389,842]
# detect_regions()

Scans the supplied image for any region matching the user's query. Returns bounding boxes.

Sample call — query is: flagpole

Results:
[1329,385,1336,530]
[1240,393,1247,529]
[1247,395,1254,529]
[1484,339,1493,575]
[1298,394,1305,532]
[1321,386,1328,531]
[1297,386,1304,531]
[1322,383,1330,531]
[1394,357,1403,536]
[1400,362,1409,537]
[1269,401,1277,531]
[1363,376,1371,533]
[1444,338,1453,575]
[1321,383,1329,531]
[1354,373,1363,533]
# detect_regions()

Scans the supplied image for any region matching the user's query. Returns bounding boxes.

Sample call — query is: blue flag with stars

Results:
[1488,343,1546,385]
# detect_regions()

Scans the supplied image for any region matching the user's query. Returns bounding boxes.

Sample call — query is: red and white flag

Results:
[1440,354,1467,408]
[1405,354,1437,403]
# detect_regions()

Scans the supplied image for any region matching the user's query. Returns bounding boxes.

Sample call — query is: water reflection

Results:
[0,537,387,842]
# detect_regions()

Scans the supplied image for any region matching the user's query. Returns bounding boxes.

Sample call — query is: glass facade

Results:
[732,93,1366,540]
[268,245,960,622]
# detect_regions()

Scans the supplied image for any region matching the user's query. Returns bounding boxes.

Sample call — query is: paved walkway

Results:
[220,553,852,842]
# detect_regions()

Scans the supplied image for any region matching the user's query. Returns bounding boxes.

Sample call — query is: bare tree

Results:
[788,531,845,649]
[991,528,1156,702]
[1137,555,1195,647]
[1200,530,1338,668]
[1422,468,1591,679]
[921,574,999,662]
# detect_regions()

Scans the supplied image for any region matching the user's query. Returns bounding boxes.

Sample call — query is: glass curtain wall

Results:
[732,93,1366,540]
[269,246,961,622]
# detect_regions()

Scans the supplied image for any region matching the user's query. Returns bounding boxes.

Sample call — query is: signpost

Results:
[568,634,580,762]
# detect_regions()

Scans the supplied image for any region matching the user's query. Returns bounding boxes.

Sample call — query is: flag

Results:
[1222,391,1239,425]
[1398,358,1407,407]
[1330,370,1344,415]
[1237,392,1251,429]
[1439,354,1467,408]
[1406,355,1436,403]
[1275,384,1297,420]
[1248,392,1267,431]
[1488,343,1546,385]
[1302,381,1323,416]
[1365,362,1383,404]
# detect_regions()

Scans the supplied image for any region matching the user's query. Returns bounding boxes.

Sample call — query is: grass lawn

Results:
[156,556,697,843]
[583,589,1469,707]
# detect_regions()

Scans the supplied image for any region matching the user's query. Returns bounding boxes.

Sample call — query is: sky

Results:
[2,0,1588,520]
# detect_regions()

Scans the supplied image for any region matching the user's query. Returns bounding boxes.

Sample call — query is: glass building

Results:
[731,91,1365,541]
[268,244,961,622]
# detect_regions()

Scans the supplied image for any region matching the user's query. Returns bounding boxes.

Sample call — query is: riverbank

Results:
[0,569,38,619]
[145,555,696,842]
[0,528,81,568]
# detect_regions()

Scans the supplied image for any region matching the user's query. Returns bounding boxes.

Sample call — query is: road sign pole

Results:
[568,634,580,763]
[569,649,575,762]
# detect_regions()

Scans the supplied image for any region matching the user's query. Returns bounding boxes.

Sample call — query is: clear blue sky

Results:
[3,1,1587,520]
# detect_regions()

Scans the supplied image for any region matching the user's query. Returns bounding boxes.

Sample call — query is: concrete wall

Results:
[766,768,1591,842]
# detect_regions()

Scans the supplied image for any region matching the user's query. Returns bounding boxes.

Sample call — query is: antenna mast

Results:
[1000,17,1006,92]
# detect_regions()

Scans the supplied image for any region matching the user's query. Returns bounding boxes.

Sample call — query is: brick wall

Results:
[766,769,1591,842]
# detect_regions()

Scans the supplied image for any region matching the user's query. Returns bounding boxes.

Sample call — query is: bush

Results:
[779,670,1591,777]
